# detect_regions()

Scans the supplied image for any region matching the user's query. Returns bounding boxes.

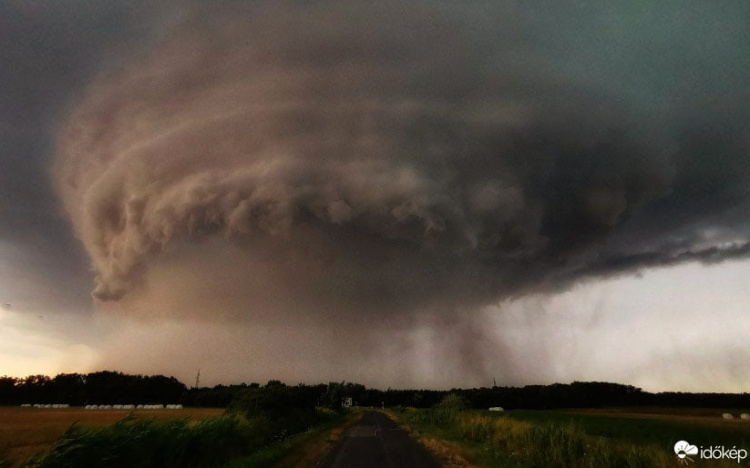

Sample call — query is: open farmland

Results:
[393,404,750,467]
[511,407,750,448]
[0,407,223,465]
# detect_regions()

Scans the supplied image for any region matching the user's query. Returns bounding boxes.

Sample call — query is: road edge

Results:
[381,409,477,468]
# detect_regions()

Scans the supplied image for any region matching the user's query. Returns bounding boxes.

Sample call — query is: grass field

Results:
[0,407,223,465]
[513,407,750,448]
[393,406,750,467]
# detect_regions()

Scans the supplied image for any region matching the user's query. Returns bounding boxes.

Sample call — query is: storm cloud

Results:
[2,0,750,389]
[55,1,749,312]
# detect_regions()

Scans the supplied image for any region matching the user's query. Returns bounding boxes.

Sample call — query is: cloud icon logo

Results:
[674,440,698,462]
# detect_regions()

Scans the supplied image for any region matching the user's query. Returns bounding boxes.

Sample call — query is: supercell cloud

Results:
[56,1,749,315]
[2,0,749,388]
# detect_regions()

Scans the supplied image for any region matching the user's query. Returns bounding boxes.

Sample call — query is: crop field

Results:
[515,407,750,446]
[395,405,750,467]
[0,406,223,465]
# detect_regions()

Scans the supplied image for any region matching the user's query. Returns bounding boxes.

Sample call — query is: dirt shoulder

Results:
[272,410,361,468]
[382,410,477,468]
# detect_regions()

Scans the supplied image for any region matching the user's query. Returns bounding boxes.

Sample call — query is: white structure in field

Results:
[341,397,352,408]
[740,413,750,420]
[142,404,165,409]
[489,407,504,412]
[27,403,69,408]
[722,413,734,419]
[80,403,179,410]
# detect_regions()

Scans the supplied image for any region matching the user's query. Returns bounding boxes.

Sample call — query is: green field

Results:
[511,408,750,448]
[393,405,750,467]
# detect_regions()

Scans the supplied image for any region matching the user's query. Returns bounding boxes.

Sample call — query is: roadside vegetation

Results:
[27,410,351,468]
[393,394,750,468]
[0,407,222,463]
[9,381,355,468]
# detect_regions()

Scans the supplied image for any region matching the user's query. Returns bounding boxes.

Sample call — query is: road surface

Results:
[321,411,441,468]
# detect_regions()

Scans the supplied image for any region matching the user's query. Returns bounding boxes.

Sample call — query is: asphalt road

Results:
[320,411,442,468]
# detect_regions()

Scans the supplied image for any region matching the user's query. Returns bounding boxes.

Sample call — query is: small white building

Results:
[342,397,353,408]
[489,407,504,412]
[722,413,734,420]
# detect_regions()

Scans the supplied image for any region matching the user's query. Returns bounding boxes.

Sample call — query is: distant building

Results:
[342,397,353,408]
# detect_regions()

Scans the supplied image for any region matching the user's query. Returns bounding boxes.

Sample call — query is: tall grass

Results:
[18,381,350,468]
[25,408,345,468]
[401,407,681,467]
[25,414,262,468]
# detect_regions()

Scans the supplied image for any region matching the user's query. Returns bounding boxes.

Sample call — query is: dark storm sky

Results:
[1,0,749,390]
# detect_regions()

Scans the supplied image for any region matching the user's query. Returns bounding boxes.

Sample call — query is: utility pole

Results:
[493,377,497,388]
[194,369,201,389]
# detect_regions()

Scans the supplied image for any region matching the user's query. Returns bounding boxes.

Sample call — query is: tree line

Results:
[0,372,185,405]
[2,372,750,409]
